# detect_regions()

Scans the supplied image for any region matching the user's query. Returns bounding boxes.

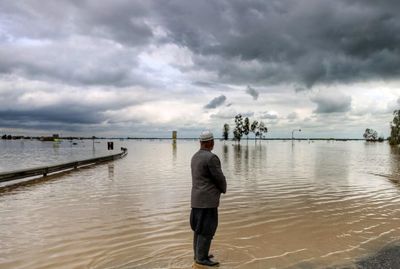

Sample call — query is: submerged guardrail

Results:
[0,147,128,183]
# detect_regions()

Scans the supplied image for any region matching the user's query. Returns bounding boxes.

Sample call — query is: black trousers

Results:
[190,208,218,237]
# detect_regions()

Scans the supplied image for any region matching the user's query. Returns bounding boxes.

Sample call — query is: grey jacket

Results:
[191,149,227,208]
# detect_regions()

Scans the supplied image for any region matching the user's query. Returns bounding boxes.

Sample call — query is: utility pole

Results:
[292,129,301,140]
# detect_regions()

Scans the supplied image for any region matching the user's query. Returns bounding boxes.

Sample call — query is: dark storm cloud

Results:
[0,107,102,125]
[0,0,154,46]
[2,0,399,88]
[204,95,226,109]
[77,1,154,46]
[0,99,146,131]
[0,1,157,88]
[0,0,399,135]
[0,41,154,88]
[311,91,352,114]
[0,104,105,132]
[245,86,259,100]
[0,79,153,131]
[155,0,400,87]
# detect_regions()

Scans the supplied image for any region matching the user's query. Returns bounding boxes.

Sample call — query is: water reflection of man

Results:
[190,131,227,266]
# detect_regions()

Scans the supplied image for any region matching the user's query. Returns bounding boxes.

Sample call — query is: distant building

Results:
[172,131,177,140]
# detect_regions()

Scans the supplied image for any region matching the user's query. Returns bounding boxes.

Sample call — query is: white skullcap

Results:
[199,130,214,142]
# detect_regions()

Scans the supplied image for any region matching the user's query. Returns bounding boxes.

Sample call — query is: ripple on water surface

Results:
[1,140,400,268]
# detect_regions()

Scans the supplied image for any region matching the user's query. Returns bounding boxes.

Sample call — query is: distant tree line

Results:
[1,134,103,140]
[1,134,26,140]
[2,134,13,140]
[223,114,268,144]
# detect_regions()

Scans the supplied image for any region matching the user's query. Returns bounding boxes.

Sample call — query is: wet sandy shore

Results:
[353,243,400,269]
[288,243,400,269]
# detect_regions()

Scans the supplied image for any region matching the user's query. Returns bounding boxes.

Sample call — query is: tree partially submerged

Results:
[224,115,269,144]
[363,128,378,141]
[258,121,268,141]
[250,120,268,143]
[389,110,400,145]
[243,117,250,142]
[223,123,230,143]
[234,114,244,143]
[250,120,259,144]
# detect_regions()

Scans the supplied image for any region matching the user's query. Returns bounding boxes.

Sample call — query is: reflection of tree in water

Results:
[244,144,249,179]
[389,146,400,180]
[222,144,229,165]
[251,143,266,171]
[231,143,267,180]
[233,144,242,175]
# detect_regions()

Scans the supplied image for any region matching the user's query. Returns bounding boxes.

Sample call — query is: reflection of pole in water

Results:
[172,130,177,162]
[291,129,301,150]
[172,140,177,161]
[108,163,114,180]
[92,137,96,157]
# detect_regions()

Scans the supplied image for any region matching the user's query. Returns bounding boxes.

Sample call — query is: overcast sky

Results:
[0,0,399,138]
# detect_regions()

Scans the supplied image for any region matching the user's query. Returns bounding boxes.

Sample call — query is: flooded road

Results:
[1,140,400,268]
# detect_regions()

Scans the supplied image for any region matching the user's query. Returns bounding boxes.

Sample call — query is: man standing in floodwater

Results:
[190,131,227,266]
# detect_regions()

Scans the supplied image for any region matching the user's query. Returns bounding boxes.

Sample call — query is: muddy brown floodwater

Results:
[1,140,400,269]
